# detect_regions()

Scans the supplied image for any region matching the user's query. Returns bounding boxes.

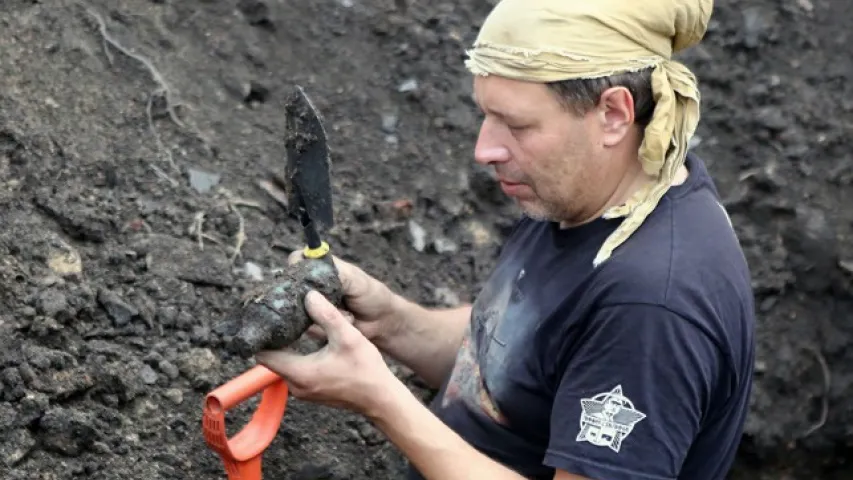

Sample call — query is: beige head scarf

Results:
[465,0,713,267]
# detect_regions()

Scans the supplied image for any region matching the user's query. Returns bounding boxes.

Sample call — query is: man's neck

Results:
[559,163,689,229]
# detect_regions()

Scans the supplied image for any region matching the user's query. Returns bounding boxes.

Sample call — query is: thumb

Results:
[303,290,352,341]
[255,349,316,388]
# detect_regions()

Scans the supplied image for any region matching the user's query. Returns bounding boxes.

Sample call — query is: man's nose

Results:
[474,119,510,165]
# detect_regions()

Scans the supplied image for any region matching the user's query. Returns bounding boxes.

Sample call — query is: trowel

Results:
[202,85,342,480]
[282,85,335,262]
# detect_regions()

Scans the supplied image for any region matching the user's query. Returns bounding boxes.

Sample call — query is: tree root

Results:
[188,189,263,263]
[83,4,214,174]
[221,189,263,264]
[189,212,206,250]
[800,346,831,438]
[224,199,246,264]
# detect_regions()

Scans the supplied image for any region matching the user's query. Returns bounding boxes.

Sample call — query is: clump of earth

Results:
[1,0,852,478]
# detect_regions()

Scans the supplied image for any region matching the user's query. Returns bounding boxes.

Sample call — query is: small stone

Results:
[754,106,788,132]
[438,195,466,217]
[37,368,94,400]
[1,429,36,467]
[221,74,251,100]
[175,348,219,382]
[465,220,497,247]
[158,360,180,380]
[187,167,221,194]
[29,316,62,339]
[408,220,427,252]
[97,288,139,327]
[380,112,398,133]
[242,262,264,282]
[0,403,17,431]
[132,398,160,419]
[157,306,178,328]
[433,287,461,307]
[2,367,24,390]
[139,364,159,385]
[95,360,148,405]
[38,407,98,456]
[47,245,82,276]
[688,135,702,149]
[397,78,418,93]
[191,325,211,344]
[91,441,112,455]
[759,296,777,312]
[36,289,67,318]
[432,236,458,254]
[162,388,183,405]
[17,392,49,426]
[36,275,63,288]
[355,420,384,446]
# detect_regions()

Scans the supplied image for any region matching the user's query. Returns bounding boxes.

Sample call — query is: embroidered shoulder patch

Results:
[576,385,646,453]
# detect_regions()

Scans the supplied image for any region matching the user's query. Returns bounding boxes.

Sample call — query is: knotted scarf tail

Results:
[594,59,702,267]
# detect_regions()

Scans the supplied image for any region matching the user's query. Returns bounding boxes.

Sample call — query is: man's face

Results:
[472,75,638,224]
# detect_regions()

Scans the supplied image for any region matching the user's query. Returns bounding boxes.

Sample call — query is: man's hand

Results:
[287,251,473,388]
[288,251,403,345]
[255,289,398,416]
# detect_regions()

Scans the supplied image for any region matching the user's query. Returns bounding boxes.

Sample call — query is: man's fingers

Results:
[305,308,354,338]
[305,324,327,340]
[288,250,304,265]
[304,290,353,342]
[338,308,355,324]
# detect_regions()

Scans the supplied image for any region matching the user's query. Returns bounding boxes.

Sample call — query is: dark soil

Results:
[1,0,851,478]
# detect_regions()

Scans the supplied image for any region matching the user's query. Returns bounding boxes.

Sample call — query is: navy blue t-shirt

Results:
[406,153,755,480]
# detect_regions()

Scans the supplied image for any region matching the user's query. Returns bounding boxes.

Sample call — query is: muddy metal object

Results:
[203,85,339,480]
[230,258,343,357]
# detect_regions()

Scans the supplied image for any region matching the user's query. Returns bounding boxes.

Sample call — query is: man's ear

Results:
[597,86,635,147]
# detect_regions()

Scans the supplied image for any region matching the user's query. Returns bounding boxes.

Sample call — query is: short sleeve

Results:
[543,303,722,480]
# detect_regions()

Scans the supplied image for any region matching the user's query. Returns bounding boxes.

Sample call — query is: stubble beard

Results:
[516,195,573,224]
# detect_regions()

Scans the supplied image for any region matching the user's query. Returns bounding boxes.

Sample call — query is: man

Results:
[257,0,756,479]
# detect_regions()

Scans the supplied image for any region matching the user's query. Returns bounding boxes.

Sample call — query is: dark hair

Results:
[546,68,655,128]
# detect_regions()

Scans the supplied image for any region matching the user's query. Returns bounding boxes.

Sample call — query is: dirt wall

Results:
[1,0,851,478]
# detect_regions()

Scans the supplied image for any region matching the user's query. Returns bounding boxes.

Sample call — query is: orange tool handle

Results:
[202,365,289,480]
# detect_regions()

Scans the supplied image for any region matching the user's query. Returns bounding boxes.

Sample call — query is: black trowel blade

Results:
[284,85,334,231]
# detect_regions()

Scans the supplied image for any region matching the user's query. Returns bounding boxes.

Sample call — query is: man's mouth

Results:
[498,179,527,196]
[497,177,522,186]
